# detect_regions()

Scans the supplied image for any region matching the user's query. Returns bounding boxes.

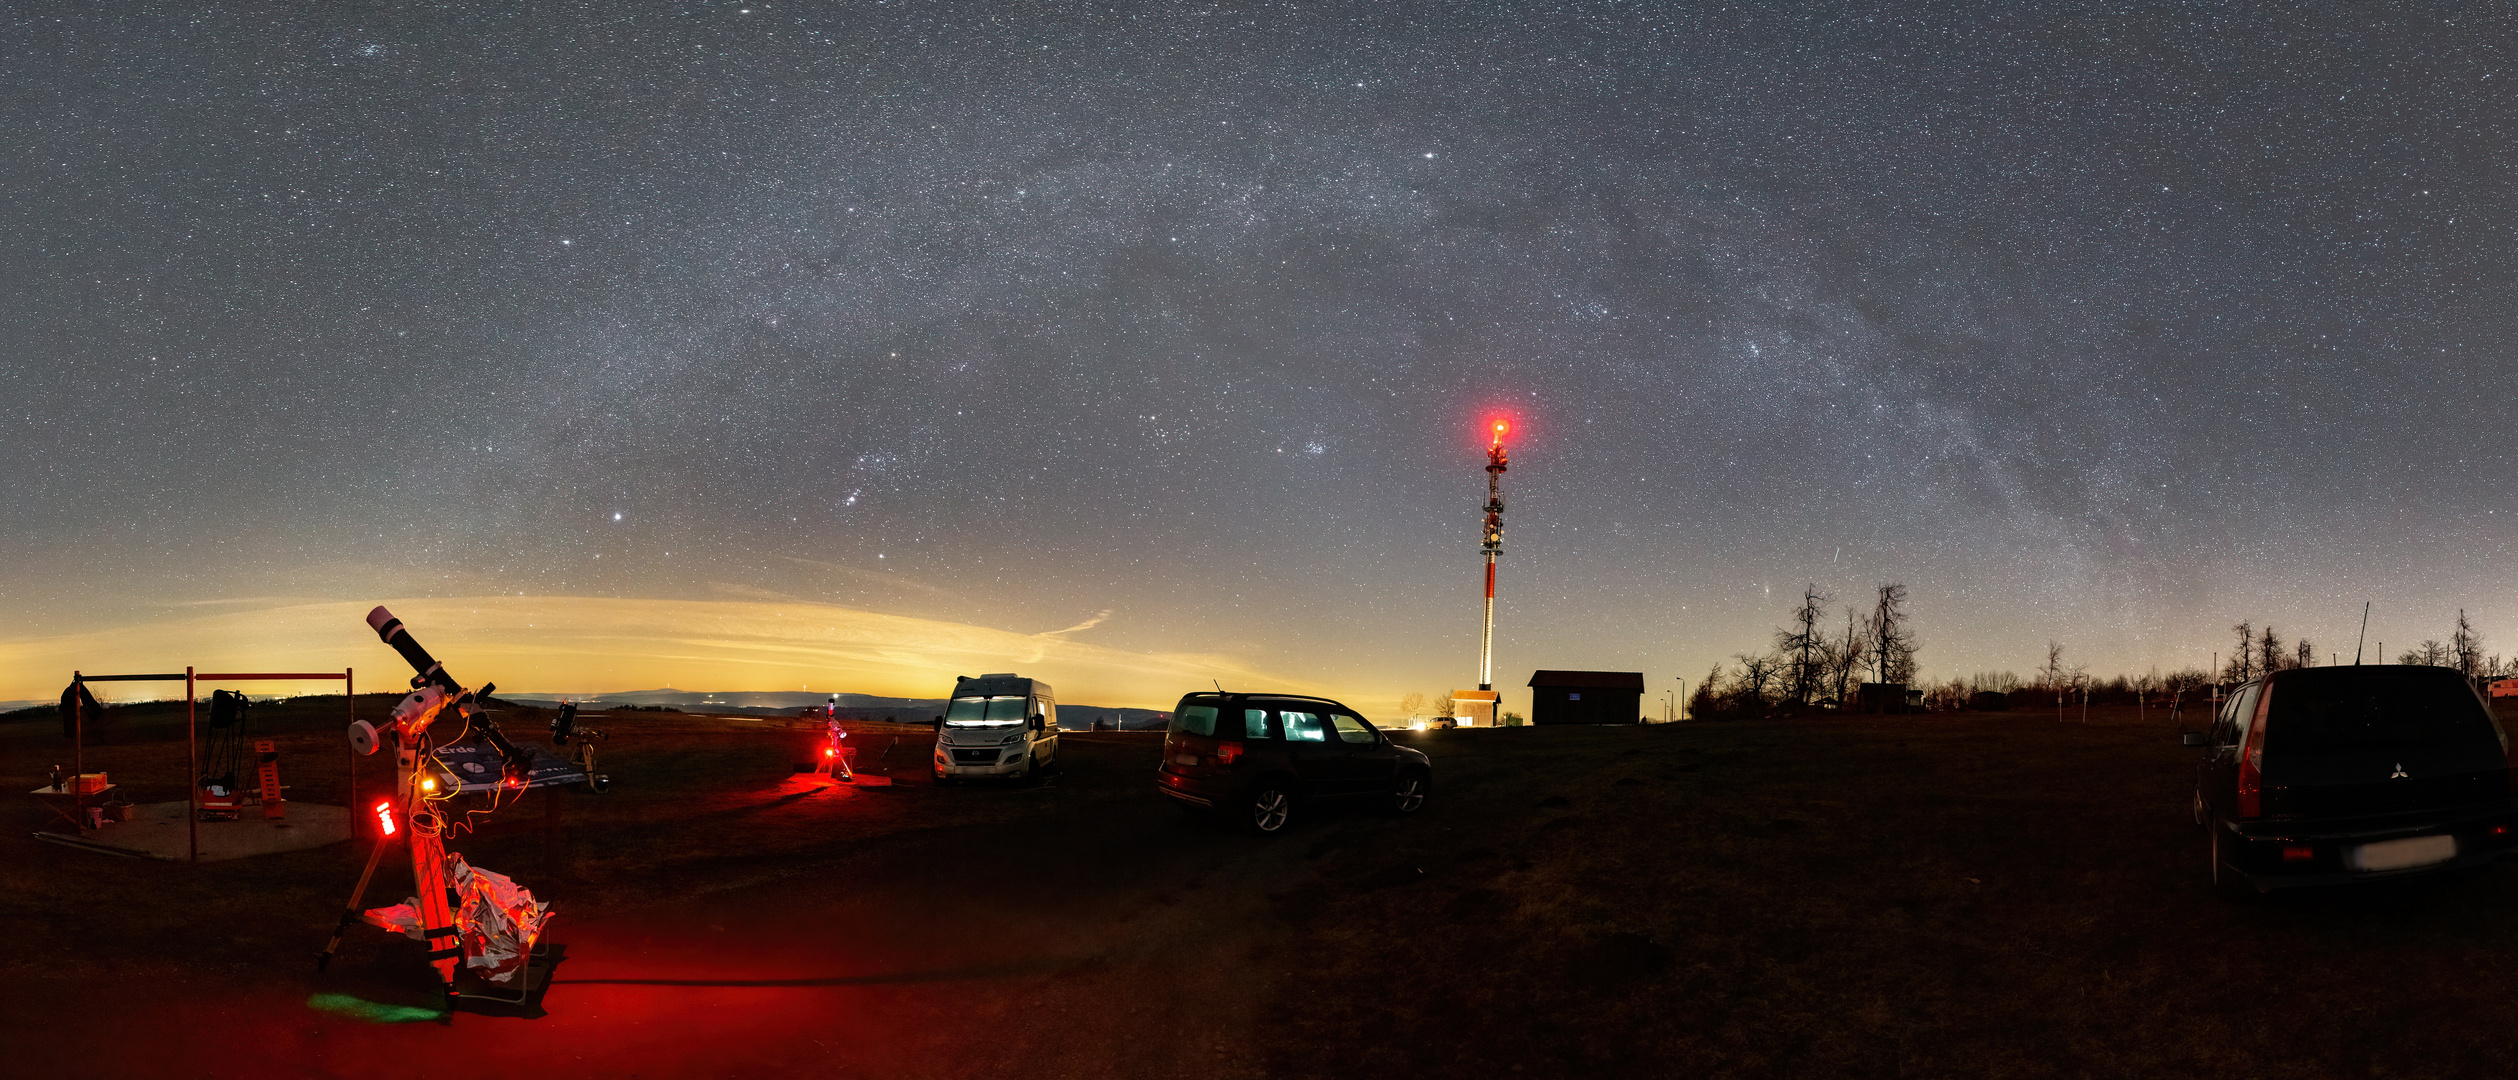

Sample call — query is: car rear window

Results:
[1172,705,1220,737]
[2264,669,2504,758]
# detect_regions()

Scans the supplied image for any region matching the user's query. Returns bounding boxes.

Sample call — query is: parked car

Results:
[2185,665,2518,893]
[1155,692,1432,833]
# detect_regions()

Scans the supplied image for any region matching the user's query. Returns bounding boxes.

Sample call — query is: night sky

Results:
[8,3,2518,712]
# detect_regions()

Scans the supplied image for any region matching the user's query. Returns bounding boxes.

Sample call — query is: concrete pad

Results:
[34,801,351,861]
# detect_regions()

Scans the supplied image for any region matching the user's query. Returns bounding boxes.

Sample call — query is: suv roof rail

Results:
[1187,690,1346,705]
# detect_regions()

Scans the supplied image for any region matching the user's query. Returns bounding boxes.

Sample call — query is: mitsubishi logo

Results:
[2391,763,2410,779]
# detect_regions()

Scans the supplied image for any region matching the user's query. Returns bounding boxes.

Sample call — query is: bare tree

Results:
[2259,625,2286,674]
[1775,584,1829,713]
[1434,694,1458,720]
[2042,641,2066,695]
[2453,610,2484,680]
[1828,607,1870,710]
[2227,622,2255,683]
[1968,671,2023,695]
[1689,662,1726,719]
[2295,638,2315,670]
[1397,692,1427,718]
[2163,667,2213,696]
[1734,653,1781,718]
[1871,583,1918,689]
[2400,640,2450,667]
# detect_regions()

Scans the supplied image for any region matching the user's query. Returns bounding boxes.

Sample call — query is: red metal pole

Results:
[345,668,356,811]
[72,672,84,832]
[187,667,197,862]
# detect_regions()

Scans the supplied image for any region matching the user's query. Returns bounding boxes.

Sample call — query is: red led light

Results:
[825,747,836,757]
[2281,845,2313,862]
[2493,825,2510,837]
[374,799,396,837]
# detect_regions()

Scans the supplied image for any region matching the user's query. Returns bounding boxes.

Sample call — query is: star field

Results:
[7,3,2518,708]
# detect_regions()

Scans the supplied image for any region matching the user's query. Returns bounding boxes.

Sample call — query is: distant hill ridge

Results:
[1,688,1174,730]
[501,688,929,709]
[498,688,1172,731]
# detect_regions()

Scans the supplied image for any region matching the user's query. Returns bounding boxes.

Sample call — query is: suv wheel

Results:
[1246,782,1293,834]
[1389,772,1429,815]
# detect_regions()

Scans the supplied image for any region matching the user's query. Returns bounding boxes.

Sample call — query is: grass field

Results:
[7,698,2518,1078]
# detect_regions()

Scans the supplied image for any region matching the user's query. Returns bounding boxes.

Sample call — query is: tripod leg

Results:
[409,811,464,1012]
[316,826,399,971]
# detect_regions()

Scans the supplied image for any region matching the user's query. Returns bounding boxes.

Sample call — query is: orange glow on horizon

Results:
[0,595,1326,712]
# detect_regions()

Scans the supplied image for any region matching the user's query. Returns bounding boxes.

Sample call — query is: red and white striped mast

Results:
[1478,419,1509,693]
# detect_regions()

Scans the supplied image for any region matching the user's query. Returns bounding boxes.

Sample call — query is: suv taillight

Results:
[2237,743,2263,818]
[1215,741,1244,766]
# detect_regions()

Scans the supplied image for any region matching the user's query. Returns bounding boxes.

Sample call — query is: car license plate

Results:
[1173,753,1198,766]
[2347,834,2458,872]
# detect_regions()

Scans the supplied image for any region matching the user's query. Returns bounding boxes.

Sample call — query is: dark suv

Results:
[1155,692,1432,833]
[2188,665,2518,893]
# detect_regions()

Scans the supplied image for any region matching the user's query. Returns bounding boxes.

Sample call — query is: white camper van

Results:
[931,673,1058,783]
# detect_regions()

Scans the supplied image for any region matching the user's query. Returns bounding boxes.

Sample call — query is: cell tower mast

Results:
[1479,420,1509,691]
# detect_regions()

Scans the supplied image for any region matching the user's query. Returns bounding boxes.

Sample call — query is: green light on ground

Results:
[307,992,447,1023]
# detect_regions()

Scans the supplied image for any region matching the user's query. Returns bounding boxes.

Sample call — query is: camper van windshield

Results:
[945,696,1028,726]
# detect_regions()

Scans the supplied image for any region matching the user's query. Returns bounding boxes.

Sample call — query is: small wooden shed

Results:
[1526,670,1645,725]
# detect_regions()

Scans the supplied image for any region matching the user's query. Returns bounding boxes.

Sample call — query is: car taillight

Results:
[2236,684,2270,819]
[1215,741,1244,765]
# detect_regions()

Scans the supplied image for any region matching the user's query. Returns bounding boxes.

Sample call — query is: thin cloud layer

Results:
[0,597,1314,708]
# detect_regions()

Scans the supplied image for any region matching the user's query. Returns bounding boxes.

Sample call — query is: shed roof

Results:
[1527,670,1646,691]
